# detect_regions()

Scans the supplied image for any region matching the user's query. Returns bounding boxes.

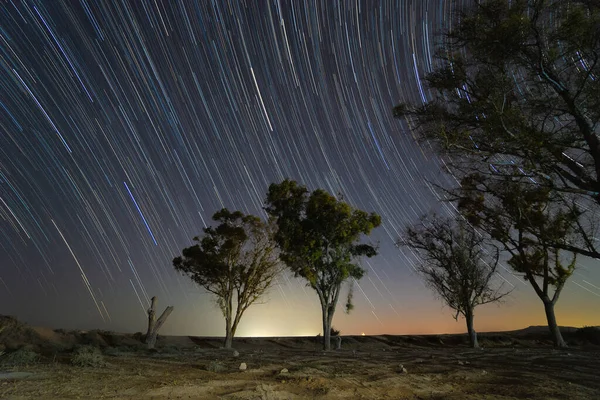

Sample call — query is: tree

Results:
[458,175,579,347]
[394,0,600,259]
[265,180,381,350]
[173,209,281,349]
[400,215,509,348]
[144,296,174,350]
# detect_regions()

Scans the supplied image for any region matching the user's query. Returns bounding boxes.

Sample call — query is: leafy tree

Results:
[400,215,509,348]
[394,0,600,259]
[457,175,579,347]
[265,179,381,350]
[173,209,281,349]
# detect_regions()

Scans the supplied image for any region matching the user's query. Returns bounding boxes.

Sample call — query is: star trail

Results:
[0,0,598,337]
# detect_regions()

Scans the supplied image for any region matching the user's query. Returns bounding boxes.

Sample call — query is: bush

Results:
[71,345,106,367]
[132,332,146,343]
[206,360,227,372]
[330,327,340,337]
[79,330,107,348]
[103,347,119,356]
[0,348,40,366]
[574,326,600,345]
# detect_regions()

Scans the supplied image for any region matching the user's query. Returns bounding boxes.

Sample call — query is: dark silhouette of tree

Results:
[265,179,381,350]
[394,0,600,259]
[400,215,509,348]
[173,209,281,349]
[457,176,579,347]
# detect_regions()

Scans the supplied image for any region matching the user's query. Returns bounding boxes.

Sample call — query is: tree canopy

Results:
[394,0,600,259]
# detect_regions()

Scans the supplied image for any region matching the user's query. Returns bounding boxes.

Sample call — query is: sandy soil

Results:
[1,333,599,400]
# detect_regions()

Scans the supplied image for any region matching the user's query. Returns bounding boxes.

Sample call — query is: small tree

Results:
[173,209,281,349]
[400,215,509,348]
[265,179,381,350]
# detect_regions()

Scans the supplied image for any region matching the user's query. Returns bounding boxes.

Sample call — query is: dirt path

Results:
[1,346,598,399]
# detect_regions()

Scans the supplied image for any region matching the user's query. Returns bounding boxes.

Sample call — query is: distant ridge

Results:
[492,326,599,335]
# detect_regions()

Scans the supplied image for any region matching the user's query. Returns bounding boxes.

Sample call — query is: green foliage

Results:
[345,283,355,314]
[0,348,40,366]
[71,345,106,367]
[394,0,600,259]
[265,179,380,349]
[265,180,381,292]
[206,360,227,372]
[173,208,281,347]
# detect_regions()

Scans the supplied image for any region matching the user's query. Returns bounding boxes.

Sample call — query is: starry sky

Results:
[0,0,598,338]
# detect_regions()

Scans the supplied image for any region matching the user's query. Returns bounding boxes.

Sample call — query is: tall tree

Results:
[173,209,281,349]
[265,180,381,350]
[400,216,509,348]
[458,175,579,347]
[394,0,600,259]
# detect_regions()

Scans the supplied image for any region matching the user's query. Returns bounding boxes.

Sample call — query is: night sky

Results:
[0,0,598,338]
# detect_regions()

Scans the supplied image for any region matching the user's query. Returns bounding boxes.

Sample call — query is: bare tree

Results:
[173,209,282,349]
[144,296,173,349]
[400,215,510,348]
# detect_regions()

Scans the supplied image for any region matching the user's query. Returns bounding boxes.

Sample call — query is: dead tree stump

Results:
[144,296,173,349]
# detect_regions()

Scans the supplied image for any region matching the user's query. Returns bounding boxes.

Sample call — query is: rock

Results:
[457,361,464,365]
[232,350,239,357]
[465,361,470,365]
[398,364,408,374]
[481,370,488,375]
[239,362,247,371]
[279,368,289,374]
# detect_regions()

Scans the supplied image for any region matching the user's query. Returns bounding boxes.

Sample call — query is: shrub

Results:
[330,327,340,337]
[574,326,600,345]
[132,332,146,342]
[103,347,119,356]
[0,348,40,366]
[71,345,106,367]
[80,330,107,347]
[206,360,227,372]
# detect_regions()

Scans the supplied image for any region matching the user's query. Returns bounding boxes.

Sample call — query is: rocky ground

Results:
[1,316,599,399]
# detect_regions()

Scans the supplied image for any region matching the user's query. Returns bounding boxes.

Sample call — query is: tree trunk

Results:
[544,300,567,348]
[224,328,233,349]
[224,314,233,349]
[224,296,233,349]
[145,296,157,344]
[145,296,174,349]
[322,305,331,351]
[465,310,479,348]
